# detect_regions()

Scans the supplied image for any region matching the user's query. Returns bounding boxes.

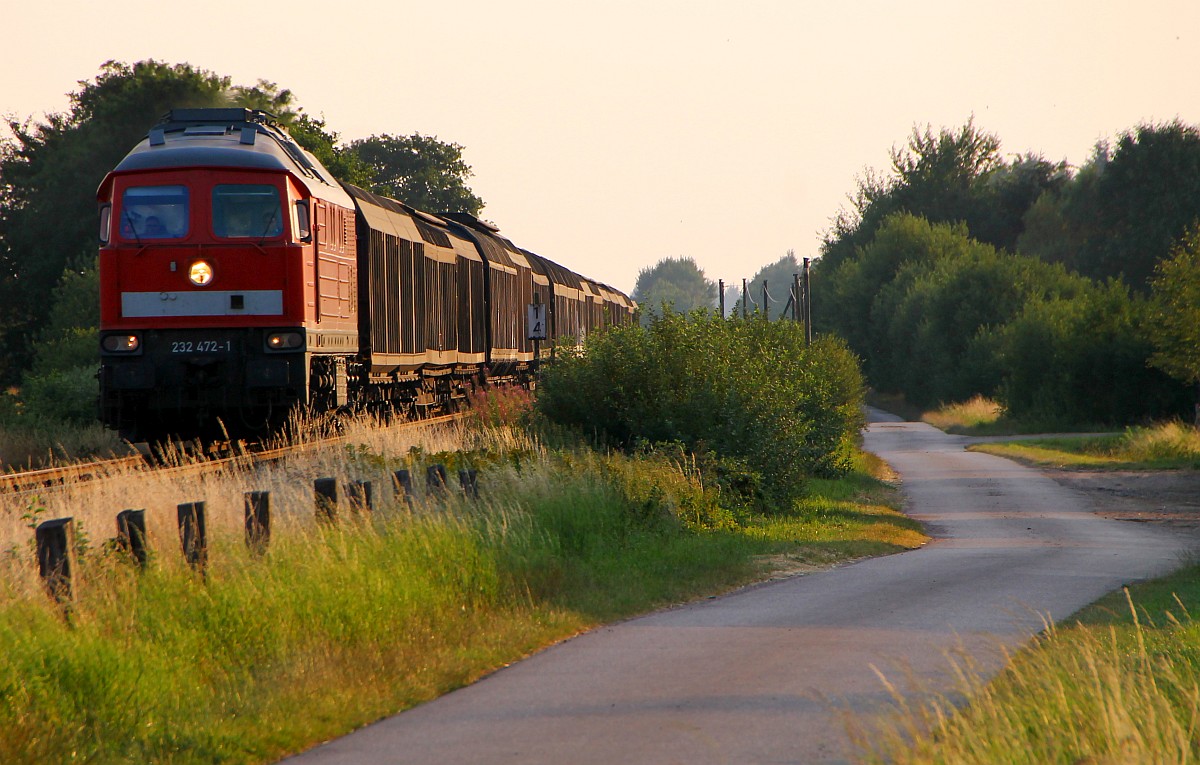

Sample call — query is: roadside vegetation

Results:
[968,422,1200,471]
[902,395,1200,470]
[0,315,926,764]
[855,568,1200,764]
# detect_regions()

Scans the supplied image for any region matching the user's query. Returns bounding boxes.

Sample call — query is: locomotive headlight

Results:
[265,332,304,351]
[188,260,214,286]
[101,334,141,353]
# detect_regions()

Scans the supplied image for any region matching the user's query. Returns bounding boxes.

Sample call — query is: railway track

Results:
[0,412,464,495]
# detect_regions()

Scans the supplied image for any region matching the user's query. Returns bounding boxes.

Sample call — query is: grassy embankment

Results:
[856,396,1200,763]
[0,408,924,764]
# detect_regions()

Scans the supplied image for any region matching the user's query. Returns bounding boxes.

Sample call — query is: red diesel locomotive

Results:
[97,108,633,439]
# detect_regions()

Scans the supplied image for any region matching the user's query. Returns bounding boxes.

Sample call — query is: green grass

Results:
[867,393,1117,438]
[969,421,1200,470]
[855,570,1200,764]
[0,429,925,764]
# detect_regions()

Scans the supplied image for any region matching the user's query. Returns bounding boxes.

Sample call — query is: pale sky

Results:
[3,1,1198,294]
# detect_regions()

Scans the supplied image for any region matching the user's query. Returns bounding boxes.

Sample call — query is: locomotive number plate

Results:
[171,340,233,354]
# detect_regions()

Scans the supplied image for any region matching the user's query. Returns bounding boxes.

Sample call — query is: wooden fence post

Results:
[459,469,479,499]
[177,502,207,573]
[36,517,75,604]
[426,464,448,498]
[393,469,415,506]
[245,491,270,554]
[347,480,373,514]
[314,478,338,522]
[116,509,148,568]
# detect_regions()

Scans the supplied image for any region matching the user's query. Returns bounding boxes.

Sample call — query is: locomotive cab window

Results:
[212,184,283,239]
[120,186,189,240]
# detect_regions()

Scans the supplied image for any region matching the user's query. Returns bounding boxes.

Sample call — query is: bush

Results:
[535,311,864,509]
[996,282,1190,426]
[876,234,1087,407]
[20,364,98,425]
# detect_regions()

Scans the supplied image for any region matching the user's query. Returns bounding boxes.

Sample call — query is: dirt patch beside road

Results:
[1044,468,1200,545]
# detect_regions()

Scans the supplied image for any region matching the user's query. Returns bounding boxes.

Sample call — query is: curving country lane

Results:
[282,410,1191,764]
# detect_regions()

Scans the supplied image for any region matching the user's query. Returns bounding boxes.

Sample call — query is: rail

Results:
[0,411,464,495]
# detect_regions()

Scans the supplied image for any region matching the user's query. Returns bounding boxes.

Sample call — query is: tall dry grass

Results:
[853,591,1200,764]
[0,414,470,591]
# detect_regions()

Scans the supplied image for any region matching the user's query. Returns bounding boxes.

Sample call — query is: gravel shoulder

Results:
[1040,468,1200,546]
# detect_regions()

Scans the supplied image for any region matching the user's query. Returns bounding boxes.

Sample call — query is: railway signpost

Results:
[527,301,547,341]
[528,296,547,374]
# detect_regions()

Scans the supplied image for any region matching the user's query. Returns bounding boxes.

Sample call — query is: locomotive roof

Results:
[100,108,353,208]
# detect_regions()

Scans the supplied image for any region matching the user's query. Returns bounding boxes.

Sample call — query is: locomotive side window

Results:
[212,184,283,239]
[98,204,112,244]
[295,200,312,242]
[120,185,189,240]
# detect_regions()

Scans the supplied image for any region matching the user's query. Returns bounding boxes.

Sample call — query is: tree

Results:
[0,60,233,381]
[880,243,1086,406]
[19,257,102,424]
[229,79,298,123]
[997,281,1187,426]
[1019,123,1200,292]
[286,113,374,188]
[1147,225,1200,422]
[819,120,1061,277]
[1078,122,1200,290]
[818,213,968,373]
[349,134,483,215]
[821,120,1002,273]
[631,257,716,323]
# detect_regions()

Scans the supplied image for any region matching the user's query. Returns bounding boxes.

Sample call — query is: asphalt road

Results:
[282,410,1192,764]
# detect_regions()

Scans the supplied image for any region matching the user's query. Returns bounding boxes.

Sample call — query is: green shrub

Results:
[20,364,98,425]
[535,311,864,509]
[996,282,1189,426]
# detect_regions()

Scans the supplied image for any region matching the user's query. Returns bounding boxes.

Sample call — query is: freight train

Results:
[97,108,634,440]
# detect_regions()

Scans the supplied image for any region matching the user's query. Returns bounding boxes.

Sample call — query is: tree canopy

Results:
[1017,121,1200,291]
[800,114,1200,425]
[350,133,484,215]
[631,257,716,323]
[819,119,1065,275]
[1148,225,1200,389]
